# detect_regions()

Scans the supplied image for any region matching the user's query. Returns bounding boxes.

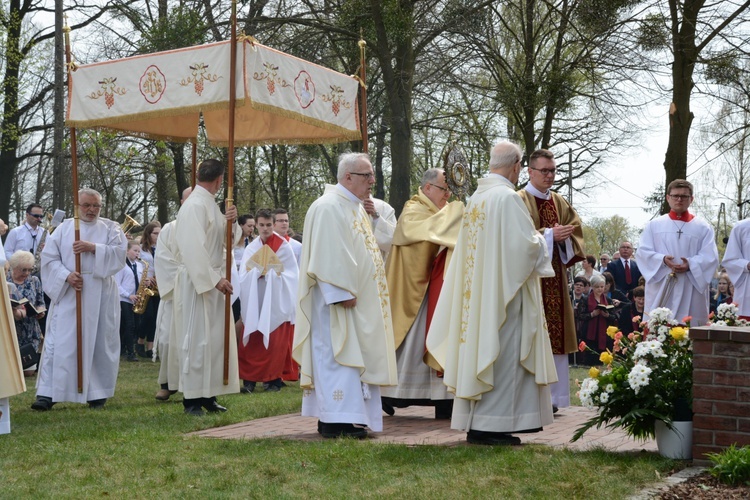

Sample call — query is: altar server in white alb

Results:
[172,159,240,416]
[32,189,127,411]
[294,152,397,439]
[426,141,558,446]
[722,218,750,318]
[638,179,718,326]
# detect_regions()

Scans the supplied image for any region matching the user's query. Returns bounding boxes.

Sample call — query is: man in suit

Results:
[606,241,642,298]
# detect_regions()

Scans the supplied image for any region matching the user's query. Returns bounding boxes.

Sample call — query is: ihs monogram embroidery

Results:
[460,202,486,343]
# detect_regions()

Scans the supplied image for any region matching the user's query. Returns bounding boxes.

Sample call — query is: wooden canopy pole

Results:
[223,0,238,385]
[358,36,368,153]
[64,20,84,393]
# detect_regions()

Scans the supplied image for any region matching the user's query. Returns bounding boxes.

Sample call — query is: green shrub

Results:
[706,444,750,486]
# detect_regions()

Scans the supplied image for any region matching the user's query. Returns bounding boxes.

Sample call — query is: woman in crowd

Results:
[624,285,646,334]
[233,214,256,270]
[576,254,602,282]
[577,274,618,365]
[711,273,733,314]
[137,221,160,358]
[7,251,45,372]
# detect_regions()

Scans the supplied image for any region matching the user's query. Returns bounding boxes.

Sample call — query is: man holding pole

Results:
[172,159,240,416]
[31,189,127,411]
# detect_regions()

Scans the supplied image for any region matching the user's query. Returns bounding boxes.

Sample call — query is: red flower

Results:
[578,341,587,352]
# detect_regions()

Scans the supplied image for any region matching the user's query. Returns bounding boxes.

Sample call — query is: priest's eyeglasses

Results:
[350,172,375,179]
[79,203,103,209]
[428,183,450,193]
[530,167,557,176]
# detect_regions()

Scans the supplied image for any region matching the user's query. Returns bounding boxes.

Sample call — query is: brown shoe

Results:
[155,389,177,401]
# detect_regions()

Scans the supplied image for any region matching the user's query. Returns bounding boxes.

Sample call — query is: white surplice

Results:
[638,214,718,325]
[154,221,180,388]
[0,239,26,434]
[426,175,557,433]
[36,217,127,403]
[172,186,239,399]
[294,184,397,431]
[239,233,298,347]
[722,218,750,316]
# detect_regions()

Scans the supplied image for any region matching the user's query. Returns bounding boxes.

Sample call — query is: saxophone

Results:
[133,260,156,315]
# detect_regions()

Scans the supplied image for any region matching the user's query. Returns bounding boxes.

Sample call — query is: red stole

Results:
[264,233,284,253]
[668,210,694,222]
[425,248,448,338]
[534,196,566,354]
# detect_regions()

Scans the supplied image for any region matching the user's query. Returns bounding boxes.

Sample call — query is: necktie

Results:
[30,233,36,253]
[625,260,632,285]
[244,237,250,247]
[130,262,139,294]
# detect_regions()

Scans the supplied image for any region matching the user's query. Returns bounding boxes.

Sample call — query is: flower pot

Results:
[654,420,692,459]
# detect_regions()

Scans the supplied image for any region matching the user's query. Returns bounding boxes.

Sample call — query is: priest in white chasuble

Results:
[381,168,464,419]
[172,159,240,416]
[238,209,298,393]
[517,149,585,411]
[294,152,397,439]
[638,179,718,326]
[32,189,127,410]
[1,221,26,433]
[427,141,558,446]
[722,218,750,318]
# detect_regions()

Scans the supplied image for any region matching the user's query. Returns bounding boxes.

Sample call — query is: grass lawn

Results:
[0,360,677,498]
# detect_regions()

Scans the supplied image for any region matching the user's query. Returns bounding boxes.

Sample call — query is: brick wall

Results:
[691,326,750,466]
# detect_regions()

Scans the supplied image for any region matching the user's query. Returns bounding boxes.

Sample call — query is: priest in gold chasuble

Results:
[381,168,463,418]
[518,149,584,411]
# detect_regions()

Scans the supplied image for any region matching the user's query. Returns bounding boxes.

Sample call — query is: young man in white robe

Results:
[638,179,719,325]
[294,152,397,439]
[32,189,127,410]
[381,168,464,419]
[426,141,558,446]
[172,160,240,416]
[153,187,192,401]
[238,209,298,393]
[721,218,750,318]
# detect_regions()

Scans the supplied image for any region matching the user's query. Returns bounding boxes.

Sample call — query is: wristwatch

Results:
[372,211,380,219]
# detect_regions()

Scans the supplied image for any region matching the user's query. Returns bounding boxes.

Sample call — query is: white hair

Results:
[337,152,371,181]
[489,141,522,171]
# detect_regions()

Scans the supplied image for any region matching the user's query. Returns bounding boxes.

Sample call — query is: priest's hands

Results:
[73,240,96,254]
[67,272,83,291]
[363,198,379,218]
[215,277,233,295]
[552,223,575,242]
[225,205,238,222]
[0,218,7,236]
[338,298,357,308]
[663,256,690,273]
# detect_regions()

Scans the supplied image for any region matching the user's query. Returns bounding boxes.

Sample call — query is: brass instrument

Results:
[133,259,156,314]
[120,213,142,236]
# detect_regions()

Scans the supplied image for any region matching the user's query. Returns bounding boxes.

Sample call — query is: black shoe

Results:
[144,350,153,358]
[264,384,281,392]
[382,400,395,416]
[31,396,54,411]
[126,353,139,362]
[136,344,147,358]
[318,422,368,439]
[88,398,107,410]
[240,381,256,394]
[434,400,453,420]
[466,430,521,446]
[202,398,227,413]
[184,406,205,416]
[553,405,559,414]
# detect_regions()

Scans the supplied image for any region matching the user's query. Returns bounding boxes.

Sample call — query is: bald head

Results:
[180,187,192,205]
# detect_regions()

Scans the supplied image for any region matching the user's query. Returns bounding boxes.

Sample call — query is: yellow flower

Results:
[599,351,613,365]
[589,367,600,379]
[606,326,620,339]
[670,326,687,341]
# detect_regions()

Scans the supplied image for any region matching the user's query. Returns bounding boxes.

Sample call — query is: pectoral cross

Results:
[677,227,683,239]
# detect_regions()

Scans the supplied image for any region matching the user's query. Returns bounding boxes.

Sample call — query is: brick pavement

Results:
[190,405,657,452]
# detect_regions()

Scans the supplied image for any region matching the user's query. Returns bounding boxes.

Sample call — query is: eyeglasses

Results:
[29,213,44,219]
[428,183,450,193]
[669,194,691,200]
[350,172,375,180]
[79,203,103,209]
[19,268,34,273]
[529,167,556,176]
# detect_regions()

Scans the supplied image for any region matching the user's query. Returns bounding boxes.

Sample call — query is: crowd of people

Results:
[1,143,749,443]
